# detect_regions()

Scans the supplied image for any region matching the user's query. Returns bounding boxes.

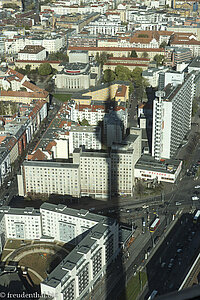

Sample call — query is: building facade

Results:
[152,73,195,160]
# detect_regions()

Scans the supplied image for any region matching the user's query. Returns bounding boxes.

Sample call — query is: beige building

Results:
[15,60,61,71]
[18,128,142,199]
[68,46,165,60]
[72,81,129,105]
[19,160,81,197]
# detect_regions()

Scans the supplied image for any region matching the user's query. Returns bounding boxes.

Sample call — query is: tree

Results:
[3,3,19,9]
[25,64,31,73]
[129,82,134,94]
[160,41,167,49]
[115,65,132,81]
[154,54,164,67]
[132,67,143,86]
[26,3,35,10]
[95,52,100,62]
[38,63,52,76]
[130,50,138,58]
[99,52,108,66]
[141,52,148,58]
[48,52,69,62]
[103,69,116,82]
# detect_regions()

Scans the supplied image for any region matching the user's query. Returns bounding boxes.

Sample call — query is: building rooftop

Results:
[19,45,45,54]
[135,154,182,174]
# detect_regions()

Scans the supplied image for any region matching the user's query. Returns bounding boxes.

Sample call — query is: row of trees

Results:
[103,65,147,86]
[16,62,57,76]
[48,52,69,62]
[103,66,149,99]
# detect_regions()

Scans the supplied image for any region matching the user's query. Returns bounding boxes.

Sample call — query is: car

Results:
[142,205,149,209]
[168,263,173,269]
[89,207,95,212]
[177,249,182,253]
[192,196,199,201]
[195,185,200,189]
[161,262,166,268]
[176,202,181,206]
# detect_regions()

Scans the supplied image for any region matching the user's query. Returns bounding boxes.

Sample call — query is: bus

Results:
[193,210,200,223]
[147,290,158,300]
[150,218,160,232]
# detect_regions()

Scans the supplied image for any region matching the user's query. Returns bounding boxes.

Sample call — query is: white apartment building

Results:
[19,161,81,197]
[0,202,119,300]
[158,70,185,90]
[0,147,11,186]
[40,203,100,244]
[41,2,108,14]
[67,102,105,126]
[67,102,128,129]
[40,203,119,300]
[5,35,65,54]
[142,67,169,88]
[134,155,182,184]
[18,128,142,199]
[110,128,142,196]
[68,126,101,154]
[75,149,111,199]
[18,45,46,61]
[2,207,42,240]
[85,17,126,36]
[152,73,195,160]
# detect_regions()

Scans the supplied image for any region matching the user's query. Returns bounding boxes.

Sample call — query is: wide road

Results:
[142,213,200,299]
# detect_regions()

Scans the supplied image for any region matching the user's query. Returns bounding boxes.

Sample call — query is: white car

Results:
[192,196,199,201]
[194,185,200,189]
[142,205,149,209]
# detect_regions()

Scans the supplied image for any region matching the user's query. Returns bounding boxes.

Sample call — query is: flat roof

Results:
[23,160,79,169]
[135,155,181,174]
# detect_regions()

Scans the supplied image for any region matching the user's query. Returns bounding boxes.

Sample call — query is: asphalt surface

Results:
[143,213,200,299]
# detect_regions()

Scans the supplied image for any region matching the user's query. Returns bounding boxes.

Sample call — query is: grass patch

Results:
[53,93,72,102]
[5,239,23,250]
[1,250,12,261]
[119,271,147,300]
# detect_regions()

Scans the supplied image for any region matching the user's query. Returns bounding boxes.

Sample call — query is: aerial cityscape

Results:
[0,0,200,300]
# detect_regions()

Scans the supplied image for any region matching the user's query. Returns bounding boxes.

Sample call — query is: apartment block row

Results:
[0,68,48,185]
[18,128,142,199]
[0,202,119,300]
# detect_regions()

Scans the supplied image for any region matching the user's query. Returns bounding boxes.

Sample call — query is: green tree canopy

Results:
[154,54,165,66]
[96,52,108,66]
[159,41,167,48]
[115,65,132,81]
[103,69,116,82]
[48,52,69,62]
[130,50,138,58]
[38,63,52,76]
[3,3,19,9]
[25,64,31,73]
[132,67,143,86]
